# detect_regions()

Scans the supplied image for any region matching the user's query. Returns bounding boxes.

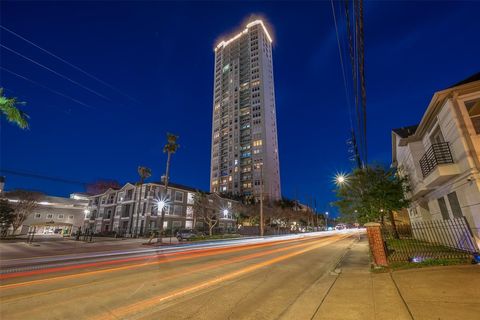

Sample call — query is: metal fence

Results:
[382,217,479,263]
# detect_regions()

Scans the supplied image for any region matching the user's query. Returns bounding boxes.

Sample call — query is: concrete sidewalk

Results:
[312,237,412,320]
[308,236,480,320]
[392,265,480,320]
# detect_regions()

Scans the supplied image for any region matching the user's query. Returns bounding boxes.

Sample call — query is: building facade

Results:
[392,73,480,246]
[4,194,88,236]
[83,182,237,236]
[210,20,281,200]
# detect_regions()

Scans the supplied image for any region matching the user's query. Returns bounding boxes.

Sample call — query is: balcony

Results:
[419,142,460,187]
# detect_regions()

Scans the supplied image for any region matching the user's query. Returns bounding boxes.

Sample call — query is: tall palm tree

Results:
[0,88,29,129]
[133,166,152,237]
[158,133,179,235]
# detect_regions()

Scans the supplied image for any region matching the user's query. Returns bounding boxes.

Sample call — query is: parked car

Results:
[176,229,203,241]
[335,224,346,231]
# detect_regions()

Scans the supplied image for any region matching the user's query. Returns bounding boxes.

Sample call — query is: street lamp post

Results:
[325,211,329,229]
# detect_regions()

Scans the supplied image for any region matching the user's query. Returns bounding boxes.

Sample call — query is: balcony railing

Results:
[419,142,454,178]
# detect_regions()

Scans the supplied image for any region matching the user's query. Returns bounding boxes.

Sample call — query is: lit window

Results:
[253,140,262,146]
[187,193,195,204]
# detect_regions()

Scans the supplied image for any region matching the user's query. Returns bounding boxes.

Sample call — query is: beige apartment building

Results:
[83,182,236,236]
[210,20,281,200]
[392,73,480,246]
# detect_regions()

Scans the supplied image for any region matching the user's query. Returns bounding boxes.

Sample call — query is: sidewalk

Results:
[312,236,412,320]
[311,236,480,320]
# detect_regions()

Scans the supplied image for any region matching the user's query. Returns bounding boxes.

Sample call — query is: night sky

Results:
[1,1,479,216]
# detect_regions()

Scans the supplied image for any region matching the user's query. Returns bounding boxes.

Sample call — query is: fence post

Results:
[365,222,388,266]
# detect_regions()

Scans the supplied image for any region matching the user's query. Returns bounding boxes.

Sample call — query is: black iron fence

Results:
[419,142,454,177]
[382,217,479,263]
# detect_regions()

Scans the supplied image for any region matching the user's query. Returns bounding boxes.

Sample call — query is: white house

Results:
[392,73,480,247]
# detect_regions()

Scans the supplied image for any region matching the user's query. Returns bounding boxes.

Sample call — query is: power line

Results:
[0,168,88,186]
[1,66,95,110]
[330,0,354,131]
[0,25,141,105]
[0,44,111,101]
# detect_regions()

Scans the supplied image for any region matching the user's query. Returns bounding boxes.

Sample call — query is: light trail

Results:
[0,231,338,268]
[0,234,331,288]
[91,234,351,320]
[0,235,342,303]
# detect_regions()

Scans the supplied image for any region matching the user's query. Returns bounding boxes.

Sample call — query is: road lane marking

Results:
[91,234,352,320]
[0,235,329,289]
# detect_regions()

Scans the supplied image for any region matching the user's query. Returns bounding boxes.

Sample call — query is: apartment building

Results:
[210,20,281,200]
[4,193,88,236]
[83,182,236,236]
[392,73,480,245]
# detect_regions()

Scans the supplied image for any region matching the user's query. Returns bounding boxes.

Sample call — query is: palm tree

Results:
[133,166,152,237]
[158,133,179,235]
[0,88,29,129]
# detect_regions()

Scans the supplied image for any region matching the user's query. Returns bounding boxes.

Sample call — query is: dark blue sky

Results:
[1,1,479,215]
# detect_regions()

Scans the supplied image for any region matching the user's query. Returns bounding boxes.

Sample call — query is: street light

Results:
[334,172,348,187]
[223,209,229,218]
[325,211,329,229]
[155,199,166,213]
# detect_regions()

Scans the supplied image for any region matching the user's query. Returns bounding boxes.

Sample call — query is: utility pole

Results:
[259,164,264,237]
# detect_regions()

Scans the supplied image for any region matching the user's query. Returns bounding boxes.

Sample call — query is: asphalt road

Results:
[0,231,361,320]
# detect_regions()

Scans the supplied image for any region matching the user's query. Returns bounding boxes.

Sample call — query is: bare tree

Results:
[0,199,15,238]
[6,190,43,235]
[193,191,221,236]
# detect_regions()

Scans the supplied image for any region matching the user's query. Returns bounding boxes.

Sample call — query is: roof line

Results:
[215,20,272,51]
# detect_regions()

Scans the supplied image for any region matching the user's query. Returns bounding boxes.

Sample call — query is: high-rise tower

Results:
[210,20,281,200]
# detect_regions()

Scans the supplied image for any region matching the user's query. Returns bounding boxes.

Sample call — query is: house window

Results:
[46,214,53,219]
[187,193,194,205]
[465,98,480,134]
[174,191,184,203]
[58,214,64,219]
[164,205,171,215]
[447,192,463,218]
[430,126,445,145]
[437,197,449,220]
[34,213,41,219]
[68,215,74,219]
[173,205,183,216]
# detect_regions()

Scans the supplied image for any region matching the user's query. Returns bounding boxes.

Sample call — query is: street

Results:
[0,232,359,320]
